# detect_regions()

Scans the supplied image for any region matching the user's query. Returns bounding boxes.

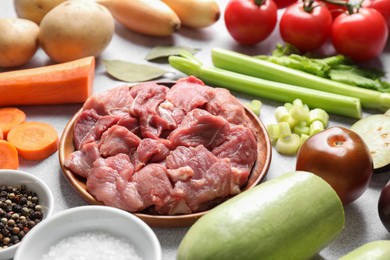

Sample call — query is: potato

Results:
[13,0,67,24]
[0,18,39,68]
[39,0,115,63]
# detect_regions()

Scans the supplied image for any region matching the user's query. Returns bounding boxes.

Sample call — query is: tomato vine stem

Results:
[321,0,365,14]
[254,0,265,6]
[302,0,327,13]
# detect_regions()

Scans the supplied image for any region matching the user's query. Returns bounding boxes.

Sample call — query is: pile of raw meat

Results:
[64,76,258,215]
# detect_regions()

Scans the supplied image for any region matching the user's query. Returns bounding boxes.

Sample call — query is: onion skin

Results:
[97,0,181,36]
[161,0,220,28]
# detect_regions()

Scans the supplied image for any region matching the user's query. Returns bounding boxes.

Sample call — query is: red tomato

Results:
[331,7,388,62]
[279,1,333,52]
[224,0,278,45]
[296,126,373,205]
[364,0,390,31]
[274,0,297,9]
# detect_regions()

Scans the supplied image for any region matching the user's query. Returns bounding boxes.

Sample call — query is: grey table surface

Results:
[1,0,390,259]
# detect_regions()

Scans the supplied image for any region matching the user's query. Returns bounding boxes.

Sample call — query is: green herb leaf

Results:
[329,67,385,92]
[102,60,168,82]
[145,46,200,61]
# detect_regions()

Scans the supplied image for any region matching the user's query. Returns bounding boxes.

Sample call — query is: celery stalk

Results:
[212,48,390,111]
[169,53,362,118]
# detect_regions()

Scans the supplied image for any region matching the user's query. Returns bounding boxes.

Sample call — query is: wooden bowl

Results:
[59,83,272,227]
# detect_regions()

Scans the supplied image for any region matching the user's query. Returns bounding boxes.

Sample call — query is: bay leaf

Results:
[145,46,200,61]
[102,60,168,82]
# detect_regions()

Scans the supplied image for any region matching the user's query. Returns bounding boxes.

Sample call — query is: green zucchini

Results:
[177,171,345,260]
[339,240,390,260]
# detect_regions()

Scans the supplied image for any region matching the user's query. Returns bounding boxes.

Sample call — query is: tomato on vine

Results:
[331,5,388,61]
[224,0,278,45]
[279,0,333,53]
[322,0,347,19]
[364,0,390,31]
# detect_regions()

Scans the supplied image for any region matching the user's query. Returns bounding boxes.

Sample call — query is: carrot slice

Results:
[0,128,3,140]
[0,140,19,169]
[0,56,95,106]
[7,122,59,161]
[0,107,26,138]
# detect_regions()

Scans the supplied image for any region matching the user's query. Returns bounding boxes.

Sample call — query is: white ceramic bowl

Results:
[0,169,54,260]
[14,205,162,260]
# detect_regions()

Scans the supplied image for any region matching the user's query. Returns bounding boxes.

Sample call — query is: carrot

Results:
[0,107,26,138]
[0,56,95,106]
[0,140,19,169]
[7,121,59,161]
[0,128,3,140]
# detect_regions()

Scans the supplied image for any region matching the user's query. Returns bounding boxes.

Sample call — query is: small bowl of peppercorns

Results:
[0,169,54,260]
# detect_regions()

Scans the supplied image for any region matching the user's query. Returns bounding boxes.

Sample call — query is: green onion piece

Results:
[278,121,291,138]
[169,52,362,118]
[212,47,390,112]
[266,124,280,143]
[275,134,301,155]
[310,120,325,136]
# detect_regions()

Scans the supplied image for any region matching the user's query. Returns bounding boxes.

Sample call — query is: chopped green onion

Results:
[212,47,390,112]
[169,52,362,118]
[275,134,301,155]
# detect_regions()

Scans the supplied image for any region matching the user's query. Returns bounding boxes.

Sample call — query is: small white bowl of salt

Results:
[13,205,161,260]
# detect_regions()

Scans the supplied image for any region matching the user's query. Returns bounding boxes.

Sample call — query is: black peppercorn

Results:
[10,235,19,244]
[19,197,27,205]
[12,204,22,213]
[0,184,44,249]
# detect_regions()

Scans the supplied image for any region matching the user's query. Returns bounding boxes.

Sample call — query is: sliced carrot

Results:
[7,122,59,161]
[0,140,19,169]
[0,107,26,138]
[0,128,3,140]
[0,56,95,106]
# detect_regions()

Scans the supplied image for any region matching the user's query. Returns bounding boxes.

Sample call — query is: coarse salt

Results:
[41,230,142,260]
